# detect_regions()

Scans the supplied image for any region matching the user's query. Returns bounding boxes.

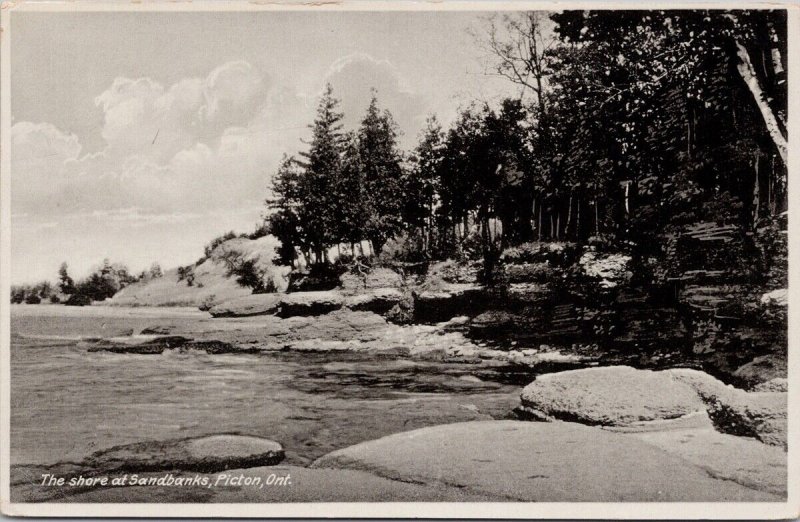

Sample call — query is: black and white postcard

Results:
[1,1,797,518]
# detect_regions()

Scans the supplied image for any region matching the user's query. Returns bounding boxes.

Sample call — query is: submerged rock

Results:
[86,335,192,354]
[83,434,284,474]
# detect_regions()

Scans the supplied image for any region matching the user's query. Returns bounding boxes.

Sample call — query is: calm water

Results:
[11,305,521,467]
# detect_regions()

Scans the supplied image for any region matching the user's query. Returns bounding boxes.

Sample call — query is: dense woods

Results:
[265,10,787,289]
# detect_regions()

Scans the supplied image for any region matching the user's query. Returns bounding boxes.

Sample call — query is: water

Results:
[10,305,521,467]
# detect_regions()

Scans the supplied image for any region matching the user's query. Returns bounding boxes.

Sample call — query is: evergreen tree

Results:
[294,83,346,263]
[358,93,406,255]
[58,262,76,295]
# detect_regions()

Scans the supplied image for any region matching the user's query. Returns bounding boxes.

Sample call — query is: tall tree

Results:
[358,93,406,255]
[294,83,346,263]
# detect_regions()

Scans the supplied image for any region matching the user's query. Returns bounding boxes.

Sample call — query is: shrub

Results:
[197,231,237,265]
[198,294,216,312]
[65,293,92,307]
[24,293,41,305]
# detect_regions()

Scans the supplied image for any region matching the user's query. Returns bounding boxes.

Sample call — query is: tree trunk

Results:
[556,212,561,240]
[565,192,573,238]
[594,199,600,236]
[753,151,761,228]
[735,41,787,163]
[537,205,542,241]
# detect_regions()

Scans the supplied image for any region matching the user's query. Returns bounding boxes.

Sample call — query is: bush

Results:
[198,294,217,312]
[65,293,92,307]
[197,231,237,265]
[24,293,41,304]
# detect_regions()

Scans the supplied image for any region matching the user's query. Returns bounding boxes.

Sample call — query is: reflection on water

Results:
[11,307,521,467]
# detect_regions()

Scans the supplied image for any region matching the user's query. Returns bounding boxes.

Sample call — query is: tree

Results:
[404,116,445,256]
[358,93,406,256]
[149,262,163,279]
[58,262,76,295]
[294,83,346,263]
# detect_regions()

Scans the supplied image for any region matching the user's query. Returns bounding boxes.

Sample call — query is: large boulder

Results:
[277,291,344,317]
[312,420,778,501]
[208,294,282,317]
[520,366,704,425]
[519,366,787,448]
[668,368,786,447]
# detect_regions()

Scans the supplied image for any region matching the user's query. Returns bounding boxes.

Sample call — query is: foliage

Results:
[196,231,237,265]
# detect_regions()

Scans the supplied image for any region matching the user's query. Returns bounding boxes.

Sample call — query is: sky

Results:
[10,10,522,284]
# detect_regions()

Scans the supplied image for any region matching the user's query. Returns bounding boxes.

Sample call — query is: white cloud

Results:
[12,61,284,221]
[324,53,428,146]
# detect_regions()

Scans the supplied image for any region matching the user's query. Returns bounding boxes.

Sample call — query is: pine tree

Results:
[358,93,406,255]
[295,83,346,263]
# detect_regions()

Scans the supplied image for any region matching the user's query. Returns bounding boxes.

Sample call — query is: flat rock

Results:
[520,366,705,426]
[84,434,284,474]
[208,294,282,317]
[623,413,786,497]
[312,420,778,501]
[277,291,344,317]
[344,288,403,314]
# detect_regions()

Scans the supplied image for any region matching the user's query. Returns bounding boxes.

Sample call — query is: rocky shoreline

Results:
[12,244,787,502]
[11,363,787,502]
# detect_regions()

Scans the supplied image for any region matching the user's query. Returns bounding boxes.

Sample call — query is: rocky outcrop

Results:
[414,284,485,323]
[312,420,780,501]
[208,294,282,317]
[344,288,404,315]
[340,267,404,291]
[276,291,344,317]
[469,311,518,335]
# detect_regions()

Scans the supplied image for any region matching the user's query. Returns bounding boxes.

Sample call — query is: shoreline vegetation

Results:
[10,10,788,502]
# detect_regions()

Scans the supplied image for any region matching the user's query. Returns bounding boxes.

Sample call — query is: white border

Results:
[0,1,798,518]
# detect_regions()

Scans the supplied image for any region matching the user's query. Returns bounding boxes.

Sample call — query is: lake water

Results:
[10,305,521,467]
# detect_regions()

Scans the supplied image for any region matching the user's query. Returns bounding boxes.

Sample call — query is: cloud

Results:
[324,53,428,146]
[11,61,285,220]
